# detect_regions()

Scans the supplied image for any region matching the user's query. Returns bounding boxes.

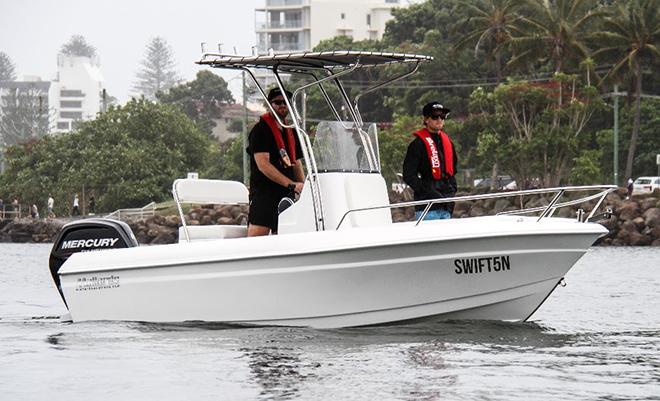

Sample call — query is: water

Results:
[1,244,659,400]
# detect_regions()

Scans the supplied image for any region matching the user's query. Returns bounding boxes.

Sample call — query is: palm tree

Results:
[579,57,596,86]
[509,0,606,74]
[593,0,660,181]
[454,0,524,82]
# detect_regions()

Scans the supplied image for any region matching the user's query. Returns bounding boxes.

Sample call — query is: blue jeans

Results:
[415,209,451,221]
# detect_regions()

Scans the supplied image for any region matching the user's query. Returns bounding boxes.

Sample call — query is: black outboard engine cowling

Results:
[49,218,138,304]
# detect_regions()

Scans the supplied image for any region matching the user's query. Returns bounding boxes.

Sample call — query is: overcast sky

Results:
[0,0,259,102]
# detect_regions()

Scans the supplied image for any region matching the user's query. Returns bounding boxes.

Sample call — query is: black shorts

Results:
[248,194,282,232]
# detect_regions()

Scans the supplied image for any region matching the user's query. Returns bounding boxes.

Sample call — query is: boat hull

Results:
[57,217,604,328]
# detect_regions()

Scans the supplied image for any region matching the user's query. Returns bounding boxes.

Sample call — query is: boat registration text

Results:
[454,256,511,274]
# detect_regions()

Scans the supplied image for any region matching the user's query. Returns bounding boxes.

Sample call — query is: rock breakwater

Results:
[1,189,658,246]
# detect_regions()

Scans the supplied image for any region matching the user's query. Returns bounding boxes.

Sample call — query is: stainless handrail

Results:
[496,190,609,216]
[105,202,156,221]
[335,185,617,230]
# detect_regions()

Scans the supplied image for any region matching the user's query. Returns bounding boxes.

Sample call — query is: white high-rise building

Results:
[51,54,104,132]
[255,0,405,54]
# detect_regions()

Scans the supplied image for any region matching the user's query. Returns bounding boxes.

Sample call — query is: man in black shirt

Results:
[402,102,457,220]
[246,88,305,236]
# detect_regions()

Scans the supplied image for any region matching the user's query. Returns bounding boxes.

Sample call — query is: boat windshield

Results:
[312,121,380,173]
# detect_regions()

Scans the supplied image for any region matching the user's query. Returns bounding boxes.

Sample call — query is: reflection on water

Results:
[240,346,319,400]
[326,319,578,349]
[45,332,65,350]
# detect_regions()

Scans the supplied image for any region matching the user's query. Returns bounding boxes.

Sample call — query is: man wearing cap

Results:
[246,88,305,236]
[402,102,457,220]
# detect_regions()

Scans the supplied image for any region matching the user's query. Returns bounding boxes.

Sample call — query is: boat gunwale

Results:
[58,219,605,276]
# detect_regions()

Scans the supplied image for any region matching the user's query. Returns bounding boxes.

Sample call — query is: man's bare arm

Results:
[293,160,305,182]
[254,153,304,193]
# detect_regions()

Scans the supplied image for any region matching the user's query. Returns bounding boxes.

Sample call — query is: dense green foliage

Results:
[468,75,606,187]
[378,116,419,185]
[593,0,660,180]
[309,0,659,187]
[156,70,235,135]
[204,137,244,182]
[0,99,210,214]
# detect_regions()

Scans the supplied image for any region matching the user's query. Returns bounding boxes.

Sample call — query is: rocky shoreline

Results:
[1,189,659,246]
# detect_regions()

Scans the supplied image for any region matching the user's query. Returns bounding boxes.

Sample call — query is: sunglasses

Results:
[272,100,287,106]
[429,114,447,120]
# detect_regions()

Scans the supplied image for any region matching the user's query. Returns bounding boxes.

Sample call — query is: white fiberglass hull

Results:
[57,216,606,328]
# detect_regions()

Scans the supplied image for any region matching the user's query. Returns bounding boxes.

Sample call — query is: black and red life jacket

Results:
[413,128,455,180]
[261,112,296,167]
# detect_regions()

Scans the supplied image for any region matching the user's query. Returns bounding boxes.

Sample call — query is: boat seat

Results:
[172,178,249,242]
[178,225,247,241]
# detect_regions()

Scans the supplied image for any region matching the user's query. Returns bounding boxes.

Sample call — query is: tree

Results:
[384,0,451,45]
[379,116,420,186]
[452,0,523,186]
[471,75,604,187]
[508,0,605,74]
[593,0,660,180]
[0,51,16,81]
[0,98,211,212]
[454,0,523,82]
[203,137,244,182]
[307,36,392,123]
[156,70,234,134]
[60,34,97,58]
[0,83,52,147]
[618,98,660,177]
[134,37,181,99]
[382,1,502,117]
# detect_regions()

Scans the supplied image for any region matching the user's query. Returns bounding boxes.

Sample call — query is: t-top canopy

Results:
[197,50,433,72]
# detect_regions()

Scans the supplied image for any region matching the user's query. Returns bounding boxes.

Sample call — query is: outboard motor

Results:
[49,218,138,304]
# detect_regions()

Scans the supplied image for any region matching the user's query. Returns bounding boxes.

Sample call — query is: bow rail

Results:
[335,185,617,230]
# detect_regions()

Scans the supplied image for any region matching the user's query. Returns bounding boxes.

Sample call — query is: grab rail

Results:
[335,185,617,230]
[105,202,156,221]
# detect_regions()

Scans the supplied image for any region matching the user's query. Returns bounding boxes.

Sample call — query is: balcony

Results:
[257,41,307,53]
[267,0,304,6]
[257,20,305,31]
[256,0,309,10]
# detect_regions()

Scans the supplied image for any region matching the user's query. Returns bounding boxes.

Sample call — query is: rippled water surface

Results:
[1,244,659,400]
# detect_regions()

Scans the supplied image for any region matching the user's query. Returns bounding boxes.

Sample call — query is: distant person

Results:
[88,195,96,215]
[47,194,55,218]
[403,102,457,221]
[11,198,19,217]
[30,204,39,219]
[245,88,305,236]
[72,194,80,216]
[627,177,634,199]
[0,198,4,219]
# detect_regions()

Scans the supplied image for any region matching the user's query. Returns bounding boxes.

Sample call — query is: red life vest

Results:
[413,128,455,180]
[261,112,297,167]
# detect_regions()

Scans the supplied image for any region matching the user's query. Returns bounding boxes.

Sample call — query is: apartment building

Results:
[52,54,104,132]
[0,54,104,139]
[255,0,404,54]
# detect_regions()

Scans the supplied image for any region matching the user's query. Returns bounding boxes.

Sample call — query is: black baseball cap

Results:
[267,88,292,102]
[422,102,451,117]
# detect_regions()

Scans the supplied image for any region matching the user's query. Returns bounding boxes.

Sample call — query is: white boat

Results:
[48,51,615,328]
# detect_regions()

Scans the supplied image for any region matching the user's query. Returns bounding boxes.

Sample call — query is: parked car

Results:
[474,175,517,190]
[632,176,660,194]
